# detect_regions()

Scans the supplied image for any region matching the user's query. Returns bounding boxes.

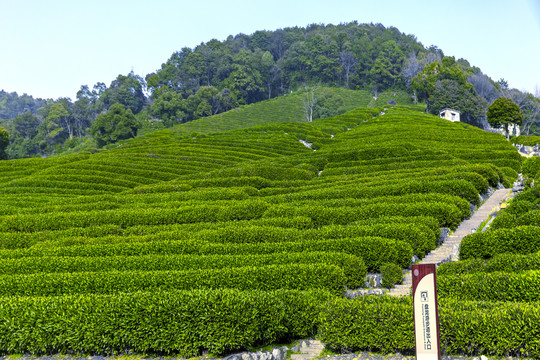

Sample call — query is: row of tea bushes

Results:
[318,296,540,358]
[264,201,464,229]
[438,251,540,275]
[0,289,332,356]
[0,237,413,272]
[437,270,540,301]
[0,251,366,288]
[0,264,347,297]
[459,226,540,260]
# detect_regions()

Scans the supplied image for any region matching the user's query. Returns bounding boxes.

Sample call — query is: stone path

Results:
[389,186,516,297]
[291,340,325,360]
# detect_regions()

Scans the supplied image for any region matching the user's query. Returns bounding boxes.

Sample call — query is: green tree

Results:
[0,127,9,160]
[429,79,488,127]
[150,91,186,127]
[90,103,140,147]
[46,102,72,140]
[101,71,146,114]
[11,112,39,140]
[313,88,345,120]
[411,56,473,112]
[487,97,523,139]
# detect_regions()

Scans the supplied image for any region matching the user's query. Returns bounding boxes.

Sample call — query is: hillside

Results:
[0,101,532,357]
[10,20,539,161]
[140,87,415,139]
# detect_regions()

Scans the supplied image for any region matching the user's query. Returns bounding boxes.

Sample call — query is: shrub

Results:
[380,263,403,288]
[459,226,540,260]
[522,157,540,179]
[0,237,413,273]
[0,289,332,356]
[438,251,540,276]
[0,264,347,297]
[319,296,540,358]
[437,270,540,302]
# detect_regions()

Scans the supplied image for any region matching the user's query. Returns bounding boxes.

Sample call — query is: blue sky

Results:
[1,0,539,100]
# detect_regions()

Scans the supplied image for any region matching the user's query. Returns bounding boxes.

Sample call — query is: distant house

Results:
[439,108,460,122]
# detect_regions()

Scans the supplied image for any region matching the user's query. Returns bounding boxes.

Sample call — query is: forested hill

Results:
[1,21,539,159]
[0,91,47,120]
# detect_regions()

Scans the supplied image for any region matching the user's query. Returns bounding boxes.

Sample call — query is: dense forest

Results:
[1,21,539,159]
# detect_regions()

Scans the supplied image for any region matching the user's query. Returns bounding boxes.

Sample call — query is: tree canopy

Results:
[487,97,523,138]
[0,127,8,160]
[90,103,140,148]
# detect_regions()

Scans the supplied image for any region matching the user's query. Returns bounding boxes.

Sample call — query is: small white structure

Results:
[439,108,460,122]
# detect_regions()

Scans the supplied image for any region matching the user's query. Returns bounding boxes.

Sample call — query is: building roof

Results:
[439,108,461,114]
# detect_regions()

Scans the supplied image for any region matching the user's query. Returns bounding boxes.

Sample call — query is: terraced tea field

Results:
[0,104,530,357]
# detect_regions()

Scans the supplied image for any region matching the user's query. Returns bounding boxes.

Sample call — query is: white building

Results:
[439,108,460,122]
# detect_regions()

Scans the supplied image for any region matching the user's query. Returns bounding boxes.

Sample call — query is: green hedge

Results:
[438,251,540,275]
[264,201,464,229]
[380,263,403,288]
[512,134,540,146]
[438,270,540,301]
[270,193,471,221]
[459,226,540,259]
[0,251,366,289]
[319,296,540,358]
[288,178,480,206]
[195,223,435,258]
[489,212,518,230]
[312,223,436,258]
[0,264,346,297]
[0,236,413,272]
[523,157,540,179]
[0,199,269,232]
[0,289,332,356]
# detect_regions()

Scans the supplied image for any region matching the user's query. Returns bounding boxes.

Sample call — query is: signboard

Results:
[412,264,441,360]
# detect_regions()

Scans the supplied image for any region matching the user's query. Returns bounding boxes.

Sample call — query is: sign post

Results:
[412,264,441,360]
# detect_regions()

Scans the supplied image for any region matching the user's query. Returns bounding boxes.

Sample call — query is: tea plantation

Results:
[0,103,530,357]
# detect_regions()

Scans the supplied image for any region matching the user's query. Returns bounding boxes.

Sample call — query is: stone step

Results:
[300,344,324,353]
[291,354,316,360]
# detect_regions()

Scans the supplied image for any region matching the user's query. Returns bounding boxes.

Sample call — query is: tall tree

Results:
[467,73,499,103]
[429,79,488,128]
[412,56,472,112]
[0,127,8,160]
[90,103,140,147]
[46,102,73,140]
[487,97,523,139]
[302,87,318,122]
[339,51,358,88]
[101,71,146,114]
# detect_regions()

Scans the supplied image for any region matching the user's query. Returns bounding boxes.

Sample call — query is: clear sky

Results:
[1,0,539,100]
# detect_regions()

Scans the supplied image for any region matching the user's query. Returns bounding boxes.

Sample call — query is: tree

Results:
[467,72,499,103]
[313,89,345,120]
[412,56,473,112]
[339,51,358,88]
[487,97,523,139]
[150,91,186,126]
[0,127,8,160]
[429,79,488,128]
[101,71,146,114]
[11,112,39,140]
[401,53,420,89]
[47,102,73,140]
[302,87,318,122]
[90,103,140,147]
